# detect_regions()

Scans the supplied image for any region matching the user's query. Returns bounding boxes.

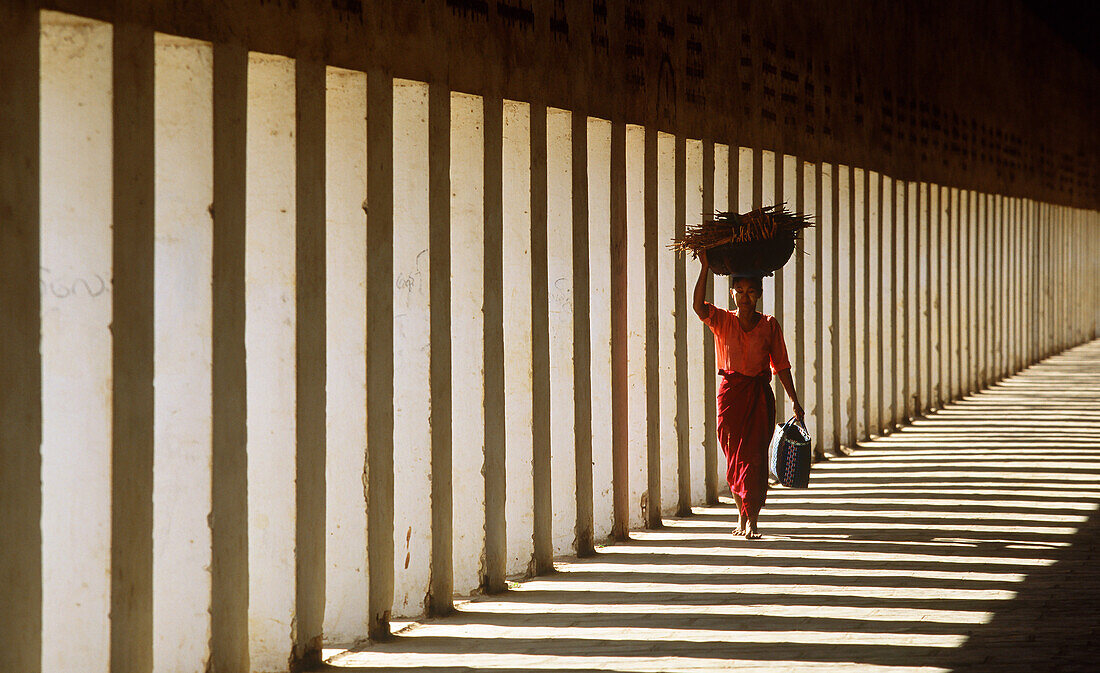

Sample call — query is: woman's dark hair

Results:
[731,276,764,293]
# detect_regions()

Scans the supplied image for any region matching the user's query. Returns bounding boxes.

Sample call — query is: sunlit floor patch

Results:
[328,651,952,672]
[551,561,1027,583]
[318,341,1100,672]
[632,522,1081,536]
[513,579,1018,601]
[458,601,993,624]
[390,623,970,648]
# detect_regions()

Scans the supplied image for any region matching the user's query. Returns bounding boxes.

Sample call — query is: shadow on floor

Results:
[315,340,1100,673]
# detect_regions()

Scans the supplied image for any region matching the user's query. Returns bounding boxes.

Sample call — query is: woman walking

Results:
[693,249,804,538]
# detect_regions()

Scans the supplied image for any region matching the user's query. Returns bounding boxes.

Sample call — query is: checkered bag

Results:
[768,416,812,488]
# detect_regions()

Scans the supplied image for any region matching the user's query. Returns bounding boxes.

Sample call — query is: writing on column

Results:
[40,267,109,300]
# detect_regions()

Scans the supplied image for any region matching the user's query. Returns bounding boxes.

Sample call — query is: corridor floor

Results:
[319,340,1100,672]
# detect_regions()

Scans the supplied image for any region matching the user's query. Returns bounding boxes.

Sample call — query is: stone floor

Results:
[317,340,1100,672]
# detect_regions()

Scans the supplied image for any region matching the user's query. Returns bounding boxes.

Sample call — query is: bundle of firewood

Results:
[669,204,814,257]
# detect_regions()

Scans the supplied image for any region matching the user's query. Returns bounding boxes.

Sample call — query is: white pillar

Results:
[946,186,954,402]
[997,195,1008,375]
[929,184,943,407]
[939,185,951,400]
[712,144,730,309]
[769,152,786,411]
[1047,202,1054,354]
[990,193,998,384]
[905,181,919,420]
[643,127,661,528]
[866,170,881,434]
[759,150,776,317]
[1058,204,1065,351]
[710,143,730,494]
[656,132,678,516]
[781,154,799,421]
[965,190,977,393]
[819,164,837,452]
[917,183,932,413]
[894,178,909,423]
[836,165,854,446]
[1024,199,1034,363]
[502,100,534,574]
[802,162,820,446]
[323,66,368,644]
[450,91,487,593]
[40,15,113,672]
[1044,202,1052,358]
[684,138,706,506]
[853,168,868,440]
[700,140,717,505]
[546,107,576,549]
[624,124,648,529]
[245,52,297,670]
[1012,195,1020,373]
[879,175,894,430]
[152,34,214,672]
[390,78,433,615]
[588,117,615,537]
[737,142,753,317]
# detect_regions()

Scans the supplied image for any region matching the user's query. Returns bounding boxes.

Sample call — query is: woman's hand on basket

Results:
[793,402,805,425]
[698,248,709,270]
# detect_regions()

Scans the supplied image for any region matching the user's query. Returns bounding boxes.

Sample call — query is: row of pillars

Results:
[2,9,1098,673]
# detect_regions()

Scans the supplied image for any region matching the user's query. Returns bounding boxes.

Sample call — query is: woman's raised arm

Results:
[692,249,710,320]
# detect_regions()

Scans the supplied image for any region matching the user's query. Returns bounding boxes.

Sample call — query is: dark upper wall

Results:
[45,0,1100,208]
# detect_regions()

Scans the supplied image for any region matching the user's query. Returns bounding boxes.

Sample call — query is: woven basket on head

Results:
[669,204,813,277]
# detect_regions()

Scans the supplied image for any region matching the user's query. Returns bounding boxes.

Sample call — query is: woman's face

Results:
[730,279,761,313]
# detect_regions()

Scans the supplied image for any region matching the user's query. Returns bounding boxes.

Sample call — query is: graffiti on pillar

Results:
[39,267,109,300]
[549,277,573,313]
[394,249,428,308]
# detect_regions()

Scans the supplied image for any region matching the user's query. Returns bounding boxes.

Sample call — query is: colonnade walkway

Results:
[319,338,1100,673]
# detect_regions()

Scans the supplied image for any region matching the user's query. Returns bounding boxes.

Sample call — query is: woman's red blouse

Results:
[701,304,791,378]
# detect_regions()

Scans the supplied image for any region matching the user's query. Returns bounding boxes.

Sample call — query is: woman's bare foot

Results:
[732,494,746,535]
[745,519,761,539]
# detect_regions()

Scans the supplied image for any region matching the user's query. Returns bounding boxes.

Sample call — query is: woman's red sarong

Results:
[701,304,790,522]
[716,370,775,521]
